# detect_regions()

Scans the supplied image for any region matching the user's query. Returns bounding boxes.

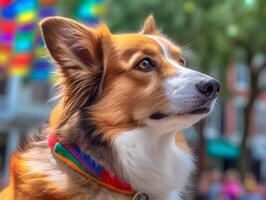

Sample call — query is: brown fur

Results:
[0,16,190,200]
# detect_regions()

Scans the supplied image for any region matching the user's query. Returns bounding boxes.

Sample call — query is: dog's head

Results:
[41,16,220,135]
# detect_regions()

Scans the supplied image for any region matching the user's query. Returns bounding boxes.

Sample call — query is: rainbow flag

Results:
[0,0,105,79]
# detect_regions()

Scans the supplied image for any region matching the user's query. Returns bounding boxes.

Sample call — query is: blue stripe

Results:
[70,145,104,174]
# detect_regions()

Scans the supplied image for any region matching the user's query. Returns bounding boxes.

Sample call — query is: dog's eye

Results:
[135,58,155,72]
[179,57,185,66]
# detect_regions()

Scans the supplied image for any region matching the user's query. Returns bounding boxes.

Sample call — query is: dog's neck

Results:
[114,127,194,198]
[49,104,194,199]
[48,133,134,195]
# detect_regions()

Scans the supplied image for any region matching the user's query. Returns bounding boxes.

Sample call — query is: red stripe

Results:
[12,54,31,66]
[48,133,59,149]
[99,170,132,191]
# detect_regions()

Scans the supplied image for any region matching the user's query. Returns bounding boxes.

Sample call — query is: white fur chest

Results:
[114,127,194,199]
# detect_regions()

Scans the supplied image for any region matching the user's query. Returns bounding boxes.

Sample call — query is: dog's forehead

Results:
[144,35,181,58]
[112,33,160,48]
[111,33,181,58]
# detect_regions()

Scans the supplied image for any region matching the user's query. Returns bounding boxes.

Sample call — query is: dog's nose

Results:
[196,79,220,99]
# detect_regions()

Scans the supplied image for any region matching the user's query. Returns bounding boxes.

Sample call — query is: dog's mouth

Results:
[149,106,211,120]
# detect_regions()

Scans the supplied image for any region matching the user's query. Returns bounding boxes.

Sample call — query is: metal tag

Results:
[132,192,149,200]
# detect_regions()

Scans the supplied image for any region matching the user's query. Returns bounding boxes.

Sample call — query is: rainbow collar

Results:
[48,133,134,195]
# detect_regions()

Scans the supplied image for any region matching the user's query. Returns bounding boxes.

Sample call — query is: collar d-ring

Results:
[132,192,149,200]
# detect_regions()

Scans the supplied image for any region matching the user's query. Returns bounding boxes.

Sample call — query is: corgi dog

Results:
[0,15,220,200]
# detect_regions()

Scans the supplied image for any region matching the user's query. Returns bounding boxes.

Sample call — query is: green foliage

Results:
[58,0,79,19]
[105,0,266,92]
[59,0,266,97]
[106,0,232,68]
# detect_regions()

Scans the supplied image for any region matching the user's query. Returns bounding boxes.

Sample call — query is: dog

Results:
[0,15,220,200]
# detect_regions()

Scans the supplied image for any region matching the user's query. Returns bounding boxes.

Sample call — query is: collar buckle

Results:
[132,192,149,200]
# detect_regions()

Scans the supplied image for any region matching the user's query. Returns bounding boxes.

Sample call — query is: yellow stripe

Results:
[92,5,106,15]
[34,48,46,57]
[9,68,29,76]
[54,152,134,195]
[0,53,9,64]
[16,10,36,24]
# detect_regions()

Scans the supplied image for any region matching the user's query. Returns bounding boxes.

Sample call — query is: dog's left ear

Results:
[40,17,111,114]
[141,15,158,34]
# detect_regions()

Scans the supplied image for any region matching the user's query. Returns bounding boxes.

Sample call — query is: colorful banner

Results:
[0,11,16,77]
[77,0,106,24]
[30,0,57,80]
[8,0,37,76]
[0,0,105,80]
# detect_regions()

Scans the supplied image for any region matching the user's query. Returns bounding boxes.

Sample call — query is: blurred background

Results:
[1,0,266,199]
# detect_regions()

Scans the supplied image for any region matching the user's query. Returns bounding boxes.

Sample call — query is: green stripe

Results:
[54,142,96,178]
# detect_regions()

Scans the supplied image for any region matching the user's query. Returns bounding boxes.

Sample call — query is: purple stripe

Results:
[0,67,6,74]
[18,23,35,32]
[33,60,51,69]
[1,34,14,42]
[39,7,57,18]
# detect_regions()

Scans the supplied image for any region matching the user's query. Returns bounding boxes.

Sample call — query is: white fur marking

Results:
[145,35,186,73]
[115,127,194,199]
[145,34,215,123]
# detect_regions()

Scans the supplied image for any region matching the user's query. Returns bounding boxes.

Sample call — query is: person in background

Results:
[195,170,211,200]
[221,169,244,200]
[206,169,223,200]
[242,172,264,200]
[261,178,266,198]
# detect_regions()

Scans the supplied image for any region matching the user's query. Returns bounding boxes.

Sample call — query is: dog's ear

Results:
[141,15,158,34]
[40,16,104,74]
[40,17,110,114]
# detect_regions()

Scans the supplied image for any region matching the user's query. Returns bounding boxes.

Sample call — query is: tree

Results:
[225,0,266,177]
[106,0,266,178]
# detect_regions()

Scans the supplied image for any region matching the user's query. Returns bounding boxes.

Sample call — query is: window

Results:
[255,101,266,135]
[235,63,250,90]
[233,97,246,144]
[204,101,223,139]
[0,78,7,96]
[258,70,266,90]
[31,81,51,103]
[235,103,244,137]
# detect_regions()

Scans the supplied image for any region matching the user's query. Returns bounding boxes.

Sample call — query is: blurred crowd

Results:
[195,169,266,200]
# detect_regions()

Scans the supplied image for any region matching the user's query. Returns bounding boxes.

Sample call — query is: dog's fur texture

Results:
[0,16,218,200]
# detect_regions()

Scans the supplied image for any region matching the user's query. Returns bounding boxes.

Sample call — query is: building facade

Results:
[0,76,55,187]
[204,57,266,180]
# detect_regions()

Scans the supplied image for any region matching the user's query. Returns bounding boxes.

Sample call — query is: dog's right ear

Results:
[40,17,110,114]
[141,15,158,34]
[40,16,104,77]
